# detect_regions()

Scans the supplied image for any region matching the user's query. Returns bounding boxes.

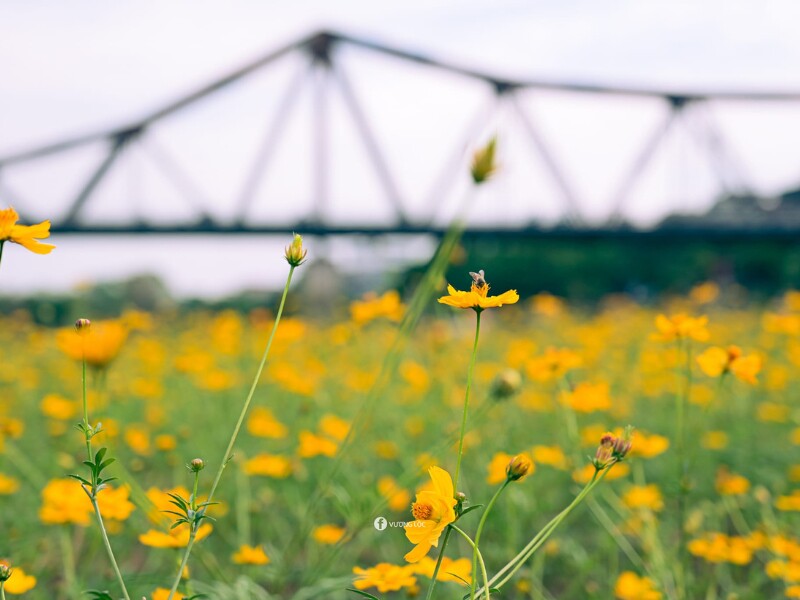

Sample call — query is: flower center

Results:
[411,502,433,520]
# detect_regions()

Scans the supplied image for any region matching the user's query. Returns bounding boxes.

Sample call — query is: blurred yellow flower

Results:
[39,393,78,420]
[39,478,93,526]
[243,453,292,478]
[531,445,568,470]
[0,473,20,495]
[350,290,405,325]
[0,206,55,255]
[298,431,338,458]
[312,524,346,544]
[139,523,213,548]
[688,533,755,565]
[614,571,661,600]
[1,564,37,595]
[231,544,270,565]
[152,588,185,600]
[404,466,457,563]
[352,563,417,593]
[486,452,515,484]
[715,468,751,496]
[378,476,411,512]
[414,556,472,584]
[561,381,612,413]
[697,345,761,384]
[652,314,709,342]
[573,462,630,484]
[631,433,669,459]
[776,490,800,512]
[56,320,128,369]
[701,431,729,450]
[622,485,664,512]
[526,347,582,382]
[246,407,288,439]
[319,414,350,442]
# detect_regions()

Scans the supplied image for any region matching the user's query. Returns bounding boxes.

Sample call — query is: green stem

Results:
[454,310,482,492]
[479,469,608,594]
[59,527,77,596]
[675,339,693,597]
[82,356,92,460]
[470,481,509,600]
[0,240,4,272]
[450,525,491,600]
[166,264,296,600]
[424,526,452,600]
[91,499,132,600]
[1,581,5,600]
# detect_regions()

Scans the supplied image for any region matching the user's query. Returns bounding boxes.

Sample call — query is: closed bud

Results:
[506,454,533,481]
[284,233,308,267]
[593,432,616,470]
[470,136,498,184]
[613,426,634,460]
[75,318,91,335]
[491,369,522,400]
[188,458,205,472]
[0,563,11,582]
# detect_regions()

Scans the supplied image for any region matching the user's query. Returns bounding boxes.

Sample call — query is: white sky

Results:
[1,0,800,296]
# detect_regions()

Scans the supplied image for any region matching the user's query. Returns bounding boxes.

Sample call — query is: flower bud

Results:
[284,233,308,267]
[593,432,616,470]
[188,458,205,472]
[491,369,522,400]
[0,563,11,582]
[613,426,634,460]
[506,454,533,481]
[470,136,498,184]
[75,318,91,335]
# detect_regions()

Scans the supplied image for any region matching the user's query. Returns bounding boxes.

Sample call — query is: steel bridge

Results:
[2,30,800,237]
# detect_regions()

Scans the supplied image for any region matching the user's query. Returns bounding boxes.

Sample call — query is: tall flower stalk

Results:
[69,318,132,600]
[166,234,306,600]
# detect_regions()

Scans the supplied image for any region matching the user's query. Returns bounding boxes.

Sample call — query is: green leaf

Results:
[346,590,382,600]
[98,458,115,472]
[68,474,91,486]
[94,447,107,464]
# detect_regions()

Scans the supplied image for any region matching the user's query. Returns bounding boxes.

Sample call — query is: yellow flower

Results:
[231,544,270,565]
[377,476,411,512]
[614,571,661,600]
[96,485,136,522]
[312,524,346,544]
[697,345,761,384]
[688,533,755,565]
[298,431,338,458]
[531,445,568,470]
[39,393,78,420]
[776,490,800,512]
[352,563,417,593]
[56,320,128,369]
[139,523,213,548]
[350,290,405,325]
[0,207,55,255]
[246,407,288,439]
[414,556,472,584]
[486,452,515,485]
[438,271,519,312]
[525,347,582,382]
[39,478,93,526]
[560,381,612,413]
[404,466,457,563]
[573,462,630,484]
[242,453,292,478]
[715,468,751,496]
[622,485,664,512]
[0,473,20,495]
[652,314,709,342]
[284,232,308,266]
[319,414,350,442]
[702,431,729,450]
[630,433,669,459]
[2,565,37,595]
[152,588,185,600]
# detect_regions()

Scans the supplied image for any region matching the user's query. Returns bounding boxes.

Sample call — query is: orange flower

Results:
[139,523,213,548]
[0,206,55,255]
[231,544,270,565]
[56,320,128,369]
[438,270,518,312]
[697,345,761,384]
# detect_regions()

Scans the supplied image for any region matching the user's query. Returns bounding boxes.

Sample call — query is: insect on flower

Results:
[469,269,487,290]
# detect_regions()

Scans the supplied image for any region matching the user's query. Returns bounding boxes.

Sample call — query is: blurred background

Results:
[2,0,800,319]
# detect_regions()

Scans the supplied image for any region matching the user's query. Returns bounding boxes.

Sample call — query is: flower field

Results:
[2,274,800,598]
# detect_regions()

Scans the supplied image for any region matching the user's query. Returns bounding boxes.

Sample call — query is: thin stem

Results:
[91,499,132,600]
[59,527,77,596]
[1,581,5,600]
[450,525,491,600]
[454,310,482,492]
[470,481,509,600]
[424,526,452,600]
[166,265,296,600]
[0,240,4,272]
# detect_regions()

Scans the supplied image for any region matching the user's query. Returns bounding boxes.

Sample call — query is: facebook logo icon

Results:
[373,516,388,531]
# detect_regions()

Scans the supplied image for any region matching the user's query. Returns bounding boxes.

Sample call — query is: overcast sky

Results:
[1,0,800,296]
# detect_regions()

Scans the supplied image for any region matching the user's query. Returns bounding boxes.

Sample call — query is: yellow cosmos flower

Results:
[697,345,761,384]
[139,523,213,548]
[414,556,472,584]
[231,544,270,565]
[242,453,292,478]
[56,320,128,369]
[0,473,20,495]
[614,571,661,600]
[0,207,55,255]
[152,588,185,600]
[630,433,669,459]
[715,467,751,496]
[652,314,710,342]
[404,466,457,563]
[377,476,411,512]
[2,565,37,595]
[622,484,664,512]
[352,563,417,593]
[438,270,519,312]
[312,524,346,544]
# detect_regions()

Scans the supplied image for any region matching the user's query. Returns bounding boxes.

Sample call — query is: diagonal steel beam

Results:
[510,93,583,224]
[235,63,311,220]
[330,59,409,225]
[607,98,685,223]
[61,128,140,225]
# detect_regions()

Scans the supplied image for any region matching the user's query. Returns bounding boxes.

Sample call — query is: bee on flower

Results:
[438,269,519,313]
